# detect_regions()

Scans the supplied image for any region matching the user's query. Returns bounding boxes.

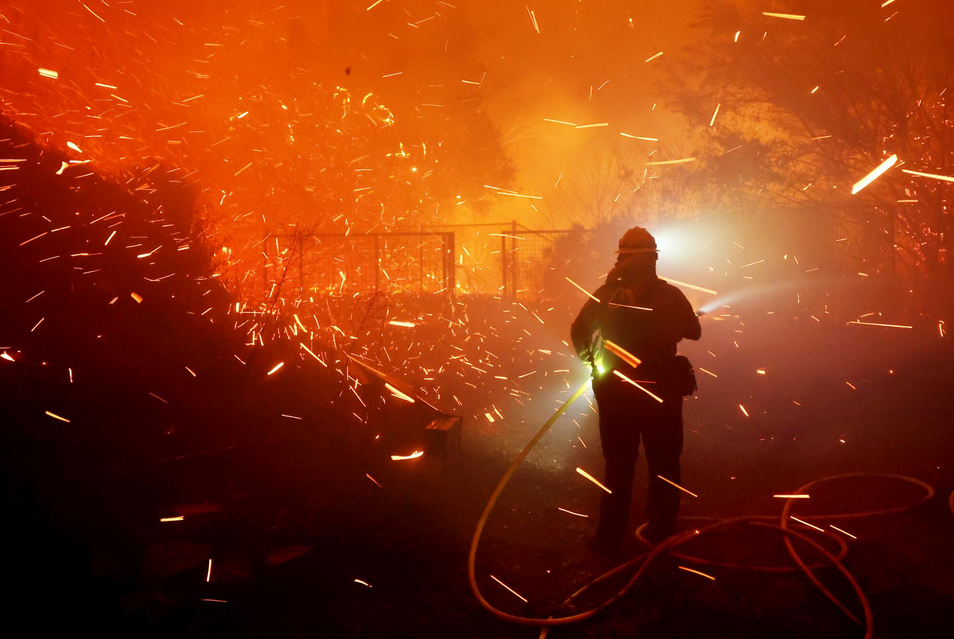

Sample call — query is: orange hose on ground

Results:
[467,380,933,639]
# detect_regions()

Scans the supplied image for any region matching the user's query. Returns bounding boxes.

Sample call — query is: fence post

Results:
[298,232,305,294]
[510,220,519,299]
[373,234,381,291]
[888,212,896,275]
[419,225,425,293]
[444,233,457,297]
[263,250,269,305]
[501,234,509,298]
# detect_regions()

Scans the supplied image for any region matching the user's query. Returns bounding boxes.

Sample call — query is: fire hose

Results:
[467,379,936,638]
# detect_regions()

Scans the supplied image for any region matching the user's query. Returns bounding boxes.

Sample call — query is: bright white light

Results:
[651,229,677,256]
[648,228,692,266]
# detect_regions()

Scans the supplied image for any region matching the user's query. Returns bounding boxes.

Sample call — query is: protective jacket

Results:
[570,273,701,382]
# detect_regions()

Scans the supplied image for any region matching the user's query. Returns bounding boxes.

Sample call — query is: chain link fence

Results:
[237,210,894,307]
[257,232,454,302]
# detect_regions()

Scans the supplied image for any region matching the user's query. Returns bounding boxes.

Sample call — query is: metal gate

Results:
[252,224,587,303]
[263,231,455,299]
[499,229,581,300]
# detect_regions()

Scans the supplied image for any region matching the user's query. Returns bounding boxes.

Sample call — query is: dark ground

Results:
[3,307,954,639]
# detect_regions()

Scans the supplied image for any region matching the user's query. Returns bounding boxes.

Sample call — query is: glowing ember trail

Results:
[608,301,653,311]
[848,320,913,329]
[613,369,665,403]
[830,525,858,540]
[901,169,954,183]
[384,383,416,403]
[658,276,717,295]
[489,575,528,603]
[851,154,898,194]
[565,277,601,303]
[299,343,328,367]
[657,475,698,498]
[390,451,424,461]
[678,566,716,580]
[620,133,659,141]
[576,467,613,493]
[790,516,825,533]
[762,12,807,21]
[604,340,642,368]
[645,157,697,166]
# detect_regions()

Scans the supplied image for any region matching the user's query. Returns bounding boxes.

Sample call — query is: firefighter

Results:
[571,226,702,553]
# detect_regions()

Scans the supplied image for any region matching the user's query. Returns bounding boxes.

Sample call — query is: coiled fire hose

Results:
[467,380,936,639]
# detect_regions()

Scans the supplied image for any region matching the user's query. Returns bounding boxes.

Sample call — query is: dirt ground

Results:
[4,312,954,638]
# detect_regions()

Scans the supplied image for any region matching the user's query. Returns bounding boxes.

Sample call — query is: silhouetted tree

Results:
[666,0,954,287]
